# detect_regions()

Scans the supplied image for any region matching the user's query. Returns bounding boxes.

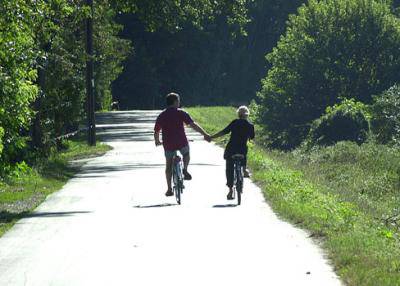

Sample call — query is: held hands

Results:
[204,134,212,142]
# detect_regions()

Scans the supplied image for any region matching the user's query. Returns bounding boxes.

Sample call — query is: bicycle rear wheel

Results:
[235,165,243,205]
[236,183,242,205]
[175,186,181,204]
[173,166,181,205]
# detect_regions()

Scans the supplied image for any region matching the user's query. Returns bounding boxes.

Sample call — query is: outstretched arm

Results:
[210,130,227,140]
[190,121,210,141]
[210,121,232,140]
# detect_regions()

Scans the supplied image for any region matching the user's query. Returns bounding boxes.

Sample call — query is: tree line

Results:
[113,0,400,151]
[255,0,400,149]
[2,0,400,174]
[0,0,247,174]
[113,0,305,109]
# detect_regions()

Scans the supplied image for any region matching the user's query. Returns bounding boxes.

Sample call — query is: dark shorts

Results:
[164,145,190,160]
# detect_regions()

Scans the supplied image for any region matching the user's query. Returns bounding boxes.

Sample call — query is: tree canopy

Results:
[0,0,254,171]
[257,0,400,149]
[112,0,305,109]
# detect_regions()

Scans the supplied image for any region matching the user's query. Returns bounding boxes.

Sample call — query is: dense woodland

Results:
[1,0,400,172]
[113,1,305,108]
[0,0,247,173]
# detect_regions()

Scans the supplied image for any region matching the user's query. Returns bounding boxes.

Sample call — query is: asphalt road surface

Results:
[0,111,342,286]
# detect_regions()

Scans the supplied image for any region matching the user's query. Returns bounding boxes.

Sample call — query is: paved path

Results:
[0,111,341,286]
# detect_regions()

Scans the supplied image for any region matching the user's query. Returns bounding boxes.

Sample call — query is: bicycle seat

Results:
[232,154,245,160]
[173,155,182,162]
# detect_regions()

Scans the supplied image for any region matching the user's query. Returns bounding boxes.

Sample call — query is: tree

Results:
[371,85,400,144]
[94,0,131,111]
[0,1,38,168]
[112,0,249,32]
[112,0,305,109]
[29,0,130,149]
[257,0,400,149]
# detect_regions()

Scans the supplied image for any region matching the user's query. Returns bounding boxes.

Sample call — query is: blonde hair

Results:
[237,106,250,118]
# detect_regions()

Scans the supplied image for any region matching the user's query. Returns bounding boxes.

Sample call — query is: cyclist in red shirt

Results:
[154,93,210,196]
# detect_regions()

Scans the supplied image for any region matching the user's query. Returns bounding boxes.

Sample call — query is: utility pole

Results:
[86,0,96,146]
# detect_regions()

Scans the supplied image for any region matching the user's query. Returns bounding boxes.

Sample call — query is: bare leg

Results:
[165,157,173,192]
[183,153,190,172]
[182,153,192,180]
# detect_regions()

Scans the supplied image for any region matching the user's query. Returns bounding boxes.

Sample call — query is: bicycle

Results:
[232,154,245,205]
[172,151,184,205]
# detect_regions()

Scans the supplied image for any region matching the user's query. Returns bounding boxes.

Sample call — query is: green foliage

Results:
[307,99,370,147]
[0,0,130,165]
[370,85,400,144]
[257,0,400,149]
[186,106,236,144]
[190,106,400,285]
[0,127,3,156]
[34,0,130,144]
[0,0,254,174]
[38,1,88,139]
[113,0,249,32]
[113,0,305,109]
[94,0,131,111]
[289,141,400,202]
[0,1,38,168]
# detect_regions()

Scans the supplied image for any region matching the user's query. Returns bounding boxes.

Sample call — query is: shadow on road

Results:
[212,204,238,208]
[0,211,92,223]
[133,203,177,208]
[96,111,158,125]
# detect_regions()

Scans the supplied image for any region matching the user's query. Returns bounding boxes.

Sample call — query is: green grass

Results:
[188,106,400,286]
[187,106,236,134]
[0,136,111,236]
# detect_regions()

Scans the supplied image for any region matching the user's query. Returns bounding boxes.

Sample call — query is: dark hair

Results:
[166,92,180,106]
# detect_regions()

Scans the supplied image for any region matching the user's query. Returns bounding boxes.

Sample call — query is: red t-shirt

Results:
[154,107,194,151]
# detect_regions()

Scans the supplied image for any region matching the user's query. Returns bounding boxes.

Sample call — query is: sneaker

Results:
[244,169,250,178]
[183,170,192,180]
[165,189,173,197]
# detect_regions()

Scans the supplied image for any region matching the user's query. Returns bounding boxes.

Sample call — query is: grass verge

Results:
[0,136,111,237]
[187,106,400,286]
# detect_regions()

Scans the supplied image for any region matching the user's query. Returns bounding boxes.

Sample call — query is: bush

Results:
[257,0,400,149]
[306,99,370,147]
[370,85,400,144]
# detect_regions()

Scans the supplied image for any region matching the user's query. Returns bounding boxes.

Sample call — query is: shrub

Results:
[306,99,370,147]
[257,0,400,149]
[370,85,400,144]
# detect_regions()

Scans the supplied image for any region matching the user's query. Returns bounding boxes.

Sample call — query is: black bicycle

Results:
[172,152,184,204]
[232,154,245,205]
